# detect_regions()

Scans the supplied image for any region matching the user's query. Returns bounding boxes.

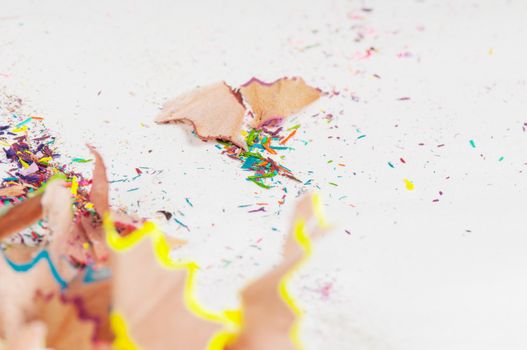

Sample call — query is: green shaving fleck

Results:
[287,124,301,131]
[72,158,92,163]
[246,129,261,147]
[248,178,272,189]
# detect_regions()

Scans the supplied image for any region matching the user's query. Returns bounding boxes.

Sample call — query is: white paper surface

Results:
[1,0,527,349]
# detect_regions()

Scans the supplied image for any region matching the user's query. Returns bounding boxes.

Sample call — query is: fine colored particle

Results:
[404,178,414,191]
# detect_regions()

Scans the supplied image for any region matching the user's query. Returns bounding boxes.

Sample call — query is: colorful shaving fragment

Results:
[174,217,190,231]
[16,117,33,128]
[72,158,93,163]
[280,129,297,145]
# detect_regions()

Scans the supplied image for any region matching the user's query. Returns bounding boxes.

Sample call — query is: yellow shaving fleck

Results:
[12,125,28,133]
[404,178,414,191]
[38,156,52,164]
[20,158,30,168]
[70,176,78,196]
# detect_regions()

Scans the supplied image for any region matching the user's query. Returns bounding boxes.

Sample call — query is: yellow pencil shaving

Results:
[103,215,239,350]
[227,193,327,350]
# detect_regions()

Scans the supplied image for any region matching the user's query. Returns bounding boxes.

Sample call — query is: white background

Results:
[1,0,527,349]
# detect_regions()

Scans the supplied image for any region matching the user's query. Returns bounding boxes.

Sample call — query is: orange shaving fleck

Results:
[263,138,277,155]
[279,129,297,145]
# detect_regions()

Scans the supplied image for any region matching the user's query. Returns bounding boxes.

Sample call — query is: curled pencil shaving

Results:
[240,77,321,128]
[226,194,328,350]
[155,77,320,148]
[155,82,247,149]
[106,219,222,350]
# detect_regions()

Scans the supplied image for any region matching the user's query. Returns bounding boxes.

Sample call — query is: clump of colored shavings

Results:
[219,120,300,189]
[1,113,102,245]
